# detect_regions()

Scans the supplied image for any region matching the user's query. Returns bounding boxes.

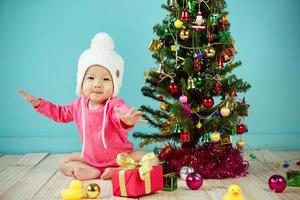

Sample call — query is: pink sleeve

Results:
[110,99,134,132]
[34,98,75,123]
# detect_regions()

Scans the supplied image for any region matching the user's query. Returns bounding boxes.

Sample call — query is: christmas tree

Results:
[133,0,251,179]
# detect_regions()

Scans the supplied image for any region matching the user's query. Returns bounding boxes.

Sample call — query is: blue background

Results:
[1,0,299,154]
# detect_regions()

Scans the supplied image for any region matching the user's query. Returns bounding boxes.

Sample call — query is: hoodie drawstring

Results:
[101,97,111,149]
[81,96,111,158]
[80,95,86,158]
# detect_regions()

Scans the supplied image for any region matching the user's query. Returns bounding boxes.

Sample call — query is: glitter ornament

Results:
[180,166,194,180]
[268,175,287,193]
[186,173,203,190]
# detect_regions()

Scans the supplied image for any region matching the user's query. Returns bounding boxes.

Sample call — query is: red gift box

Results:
[112,165,164,197]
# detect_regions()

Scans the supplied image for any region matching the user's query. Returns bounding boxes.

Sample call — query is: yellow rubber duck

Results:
[61,180,83,200]
[223,185,244,200]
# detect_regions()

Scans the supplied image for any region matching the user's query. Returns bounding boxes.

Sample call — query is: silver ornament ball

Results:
[180,166,195,180]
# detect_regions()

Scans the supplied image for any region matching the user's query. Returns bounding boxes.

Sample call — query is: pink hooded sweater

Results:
[35,96,134,171]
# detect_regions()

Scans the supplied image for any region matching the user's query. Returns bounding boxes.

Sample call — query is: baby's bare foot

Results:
[100,167,122,180]
[73,167,101,181]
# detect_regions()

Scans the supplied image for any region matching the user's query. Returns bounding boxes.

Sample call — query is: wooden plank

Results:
[31,154,68,200]
[258,150,283,163]
[273,151,300,162]
[14,153,48,166]
[0,155,22,172]
[0,153,48,197]
[0,154,56,200]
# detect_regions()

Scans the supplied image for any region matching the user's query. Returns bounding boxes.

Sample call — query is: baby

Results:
[18,33,158,180]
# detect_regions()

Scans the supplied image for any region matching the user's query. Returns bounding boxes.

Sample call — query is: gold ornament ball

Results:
[220,107,230,117]
[86,183,100,199]
[179,29,190,40]
[174,19,183,29]
[210,132,220,143]
[236,140,245,149]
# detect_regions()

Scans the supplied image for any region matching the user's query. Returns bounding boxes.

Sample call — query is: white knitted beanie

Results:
[76,32,124,97]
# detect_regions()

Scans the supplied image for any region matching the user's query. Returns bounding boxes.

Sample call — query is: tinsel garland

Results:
[159,143,249,179]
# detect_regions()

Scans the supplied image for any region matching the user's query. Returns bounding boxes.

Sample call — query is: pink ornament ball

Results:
[179,95,188,104]
[268,175,286,193]
[186,173,203,190]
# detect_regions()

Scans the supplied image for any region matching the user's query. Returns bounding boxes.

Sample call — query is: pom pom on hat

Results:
[76,32,124,97]
[91,32,115,50]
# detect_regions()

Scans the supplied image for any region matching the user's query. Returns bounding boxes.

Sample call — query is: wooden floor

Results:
[0,150,299,200]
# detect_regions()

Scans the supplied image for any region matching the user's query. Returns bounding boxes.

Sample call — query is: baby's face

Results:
[82,65,113,105]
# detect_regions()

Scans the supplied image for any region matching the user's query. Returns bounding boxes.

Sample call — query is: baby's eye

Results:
[87,76,94,80]
[104,78,111,81]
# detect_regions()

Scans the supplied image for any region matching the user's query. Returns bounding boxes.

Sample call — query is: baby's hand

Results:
[17,89,41,107]
[116,107,147,126]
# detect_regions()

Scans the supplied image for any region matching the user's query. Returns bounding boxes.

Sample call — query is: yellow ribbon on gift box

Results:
[116,152,155,196]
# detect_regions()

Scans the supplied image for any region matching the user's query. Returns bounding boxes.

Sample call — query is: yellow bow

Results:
[116,152,155,180]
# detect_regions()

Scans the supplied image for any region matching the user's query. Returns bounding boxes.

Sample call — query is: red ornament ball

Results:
[186,173,203,190]
[168,82,179,95]
[202,97,214,108]
[297,160,300,166]
[236,124,246,134]
[268,175,286,193]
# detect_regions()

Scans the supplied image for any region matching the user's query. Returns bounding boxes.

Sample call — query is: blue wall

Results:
[0,0,299,154]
